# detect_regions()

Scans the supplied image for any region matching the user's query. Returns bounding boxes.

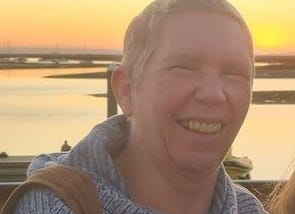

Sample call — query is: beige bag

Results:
[1,165,102,214]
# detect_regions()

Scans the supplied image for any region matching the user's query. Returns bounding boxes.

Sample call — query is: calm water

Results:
[1,68,295,180]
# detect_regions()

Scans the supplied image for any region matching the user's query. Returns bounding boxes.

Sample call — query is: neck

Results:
[115,140,219,214]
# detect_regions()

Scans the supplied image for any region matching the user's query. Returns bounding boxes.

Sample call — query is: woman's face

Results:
[125,11,253,173]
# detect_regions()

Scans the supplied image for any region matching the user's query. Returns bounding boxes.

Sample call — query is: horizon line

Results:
[0,46,295,56]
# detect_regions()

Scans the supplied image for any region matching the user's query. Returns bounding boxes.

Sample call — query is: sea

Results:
[1,66,295,180]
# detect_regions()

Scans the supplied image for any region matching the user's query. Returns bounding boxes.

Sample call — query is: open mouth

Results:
[177,119,223,134]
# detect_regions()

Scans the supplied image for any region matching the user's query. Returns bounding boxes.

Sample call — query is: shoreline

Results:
[44,71,107,79]
[43,69,295,79]
[251,90,295,104]
[255,67,295,78]
[1,62,295,78]
[87,91,295,104]
[0,63,109,70]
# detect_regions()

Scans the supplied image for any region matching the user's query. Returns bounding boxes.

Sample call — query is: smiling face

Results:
[123,10,253,173]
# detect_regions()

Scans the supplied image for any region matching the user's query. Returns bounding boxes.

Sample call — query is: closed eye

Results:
[224,70,250,81]
[169,64,201,73]
[170,66,191,71]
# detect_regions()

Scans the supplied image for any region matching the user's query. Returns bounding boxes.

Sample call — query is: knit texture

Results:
[13,115,267,214]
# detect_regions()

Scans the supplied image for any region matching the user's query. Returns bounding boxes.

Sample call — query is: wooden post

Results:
[107,64,118,117]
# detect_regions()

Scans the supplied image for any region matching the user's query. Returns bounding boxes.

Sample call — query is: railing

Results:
[106,64,118,117]
[0,180,280,210]
[0,182,22,209]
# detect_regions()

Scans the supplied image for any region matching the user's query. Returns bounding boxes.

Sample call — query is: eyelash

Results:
[169,65,199,73]
[171,65,190,70]
[224,70,249,80]
[167,66,250,80]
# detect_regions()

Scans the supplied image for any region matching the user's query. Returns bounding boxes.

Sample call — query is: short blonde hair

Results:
[122,0,254,86]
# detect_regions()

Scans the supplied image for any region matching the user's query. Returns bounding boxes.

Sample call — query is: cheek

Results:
[228,83,251,121]
[149,77,188,111]
[158,75,193,103]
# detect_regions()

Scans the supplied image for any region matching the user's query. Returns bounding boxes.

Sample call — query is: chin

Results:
[171,152,221,175]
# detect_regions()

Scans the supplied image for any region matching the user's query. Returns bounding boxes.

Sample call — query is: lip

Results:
[176,116,226,125]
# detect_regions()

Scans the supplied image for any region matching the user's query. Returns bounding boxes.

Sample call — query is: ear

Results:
[111,66,133,116]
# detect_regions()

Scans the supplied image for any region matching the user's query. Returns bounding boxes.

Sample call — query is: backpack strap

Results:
[1,165,102,214]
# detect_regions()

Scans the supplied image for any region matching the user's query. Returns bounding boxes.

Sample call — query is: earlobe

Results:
[111,66,133,116]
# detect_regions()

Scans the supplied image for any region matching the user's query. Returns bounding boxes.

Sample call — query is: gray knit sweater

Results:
[13,115,267,214]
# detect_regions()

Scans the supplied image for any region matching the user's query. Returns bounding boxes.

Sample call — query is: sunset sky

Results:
[1,0,295,54]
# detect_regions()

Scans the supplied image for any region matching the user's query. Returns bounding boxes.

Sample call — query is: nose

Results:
[193,72,226,106]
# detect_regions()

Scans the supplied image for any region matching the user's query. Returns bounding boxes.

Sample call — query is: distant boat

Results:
[38,58,55,64]
[38,58,68,64]
[51,58,67,64]
[0,58,13,63]
[79,60,93,65]
[16,57,28,63]
[0,57,28,64]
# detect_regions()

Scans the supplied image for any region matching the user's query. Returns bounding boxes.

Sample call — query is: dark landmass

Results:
[0,53,292,63]
[88,93,108,98]
[1,53,294,79]
[0,53,122,61]
[255,69,295,78]
[0,53,120,69]
[0,63,109,70]
[252,90,295,104]
[255,55,295,63]
[256,63,295,70]
[2,63,294,79]
[45,71,107,79]
[45,69,295,79]
[255,62,295,78]
[88,91,295,104]
[1,53,292,63]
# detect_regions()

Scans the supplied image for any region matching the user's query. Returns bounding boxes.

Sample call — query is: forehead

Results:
[150,10,251,66]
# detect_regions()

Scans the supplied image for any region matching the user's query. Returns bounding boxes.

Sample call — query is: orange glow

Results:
[0,0,152,50]
[252,24,295,52]
[0,0,295,53]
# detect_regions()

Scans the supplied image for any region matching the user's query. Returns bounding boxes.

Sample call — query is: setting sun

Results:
[252,24,291,52]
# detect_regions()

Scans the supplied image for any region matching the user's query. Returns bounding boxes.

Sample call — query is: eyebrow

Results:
[161,53,201,65]
[222,55,252,68]
[163,53,251,66]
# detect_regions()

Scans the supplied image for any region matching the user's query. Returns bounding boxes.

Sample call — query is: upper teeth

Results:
[179,120,222,133]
